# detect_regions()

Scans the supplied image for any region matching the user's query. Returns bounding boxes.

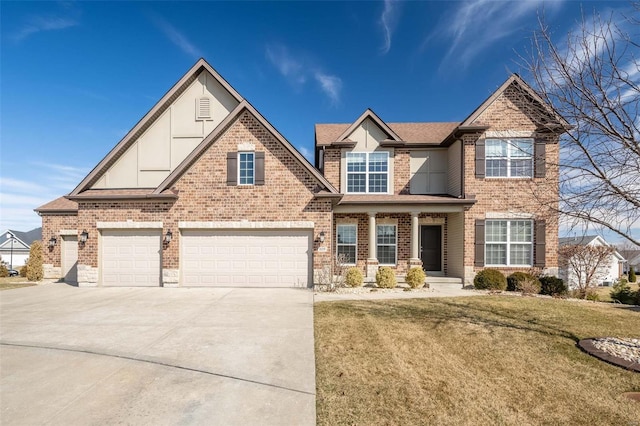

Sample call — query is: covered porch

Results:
[333,195,476,281]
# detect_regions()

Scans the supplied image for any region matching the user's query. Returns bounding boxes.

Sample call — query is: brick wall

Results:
[42,214,78,267]
[75,110,333,279]
[463,87,560,279]
[394,149,411,194]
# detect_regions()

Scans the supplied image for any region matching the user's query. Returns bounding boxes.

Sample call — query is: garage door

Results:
[101,229,161,286]
[181,229,311,287]
[61,235,78,284]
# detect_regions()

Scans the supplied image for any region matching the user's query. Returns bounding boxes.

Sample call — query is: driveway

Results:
[0,284,316,425]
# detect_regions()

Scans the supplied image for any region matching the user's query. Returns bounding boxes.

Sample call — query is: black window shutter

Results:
[475,219,485,267]
[227,152,237,186]
[534,140,546,178]
[255,151,265,185]
[475,140,485,178]
[534,220,546,267]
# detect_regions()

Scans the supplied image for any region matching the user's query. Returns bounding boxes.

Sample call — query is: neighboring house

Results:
[315,75,565,285]
[0,228,42,268]
[623,250,640,274]
[37,59,566,287]
[558,235,625,288]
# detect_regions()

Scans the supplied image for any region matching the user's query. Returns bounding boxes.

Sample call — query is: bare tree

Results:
[521,6,640,245]
[559,244,616,297]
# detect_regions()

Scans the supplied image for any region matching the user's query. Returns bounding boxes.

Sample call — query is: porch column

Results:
[409,211,423,270]
[366,212,379,278]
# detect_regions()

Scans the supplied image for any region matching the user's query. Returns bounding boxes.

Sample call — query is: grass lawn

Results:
[0,276,36,291]
[315,296,640,425]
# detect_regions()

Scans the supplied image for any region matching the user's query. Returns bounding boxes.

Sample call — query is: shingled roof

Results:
[34,196,78,213]
[315,122,460,146]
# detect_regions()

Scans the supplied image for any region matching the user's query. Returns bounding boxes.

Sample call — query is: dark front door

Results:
[421,226,442,271]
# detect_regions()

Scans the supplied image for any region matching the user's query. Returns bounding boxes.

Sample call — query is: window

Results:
[337,224,357,264]
[486,138,533,178]
[377,224,396,265]
[238,152,254,185]
[485,220,532,266]
[346,152,389,193]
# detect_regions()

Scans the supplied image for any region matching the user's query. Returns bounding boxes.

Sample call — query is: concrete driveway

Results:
[0,283,316,425]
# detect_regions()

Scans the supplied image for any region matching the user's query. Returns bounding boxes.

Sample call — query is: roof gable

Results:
[334,109,402,143]
[71,59,244,195]
[0,228,41,249]
[461,74,569,131]
[154,100,338,195]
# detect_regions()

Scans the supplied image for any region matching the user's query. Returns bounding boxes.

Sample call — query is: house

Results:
[36,59,338,287]
[315,76,565,285]
[622,250,640,275]
[0,228,42,268]
[37,59,566,287]
[558,235,625,287]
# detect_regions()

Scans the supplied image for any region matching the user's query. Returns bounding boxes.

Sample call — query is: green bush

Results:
[629,266,637,283]
[507,272,541,293]
[473,269,507,291]
[376,267,397,288]
[405,267,426,289]
[585,290,600,302]
[345,267,364,287]
[26,241,44,282]
[0,263,8,277]
[539,276,567,296]
[610,279,639,305]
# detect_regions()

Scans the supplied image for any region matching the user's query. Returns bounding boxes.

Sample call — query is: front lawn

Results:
[315,296,640,425]
[594,282,640,303]
[0,276,36,291]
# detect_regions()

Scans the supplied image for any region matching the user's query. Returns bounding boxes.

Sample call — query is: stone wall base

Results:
[43,264,61,280]
[162,268,179,287]
[78,264,98,287]
[366,259,379,278]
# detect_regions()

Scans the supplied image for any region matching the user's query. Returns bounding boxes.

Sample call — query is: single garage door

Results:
[101,229,161,286]
[181,229,312,287]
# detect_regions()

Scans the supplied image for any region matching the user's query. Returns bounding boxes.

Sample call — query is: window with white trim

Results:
[238,152,255,185]
[377,224,397,265]
[485,220,533,266]
[337,224,357,264]
[486,138,533,178]
[346,152,389,193]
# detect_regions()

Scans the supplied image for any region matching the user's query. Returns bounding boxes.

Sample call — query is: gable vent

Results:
[196,97,211,120]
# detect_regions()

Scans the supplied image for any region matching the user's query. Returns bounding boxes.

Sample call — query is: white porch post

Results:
[408,212,423,270]
[366,212,379,278]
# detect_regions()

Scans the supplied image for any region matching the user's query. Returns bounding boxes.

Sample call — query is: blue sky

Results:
[0,0,632,242]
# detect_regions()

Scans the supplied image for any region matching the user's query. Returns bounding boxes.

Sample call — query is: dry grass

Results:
[0,276,36,290]
[315,296,640,425]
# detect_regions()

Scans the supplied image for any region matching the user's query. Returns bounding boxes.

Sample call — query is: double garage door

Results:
[100,228,311,287]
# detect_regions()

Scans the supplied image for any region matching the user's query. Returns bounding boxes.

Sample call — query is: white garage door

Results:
[181,229,311,287]
[101,230,161,286]
[61,235,78,284]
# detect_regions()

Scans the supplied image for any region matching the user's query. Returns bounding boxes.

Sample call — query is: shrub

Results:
[629,266,637,283]
[585,290,600,302]
[345,267,364,287]
[376,267,397,288]
[20,264,28,277]
[507,272,541,293]
[473,269,507,291]
[26,241,44,282]
[539,276,567,296]
[0,262,8,278]
[405,267,426,289]
[610,279,637,305]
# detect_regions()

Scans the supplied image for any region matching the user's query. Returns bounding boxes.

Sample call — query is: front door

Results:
[420,225,442,272]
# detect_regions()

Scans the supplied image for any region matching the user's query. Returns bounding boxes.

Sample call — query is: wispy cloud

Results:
[429,0,564,71]
[297,145,313,162]
[380,0,401,54]
[265,43,343,105]
[150,15,201,58]
[12,15,78,42]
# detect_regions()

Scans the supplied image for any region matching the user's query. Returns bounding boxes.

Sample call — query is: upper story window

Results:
[346,152,389,193]
[238,152,255,185]
[486,138,533,178]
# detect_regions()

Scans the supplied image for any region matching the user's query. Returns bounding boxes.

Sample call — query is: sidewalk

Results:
[314,285,486,302]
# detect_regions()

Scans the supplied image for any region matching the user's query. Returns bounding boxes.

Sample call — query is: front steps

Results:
[425,276,464,290]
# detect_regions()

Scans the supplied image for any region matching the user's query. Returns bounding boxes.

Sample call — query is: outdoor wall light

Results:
[319,231,325,243]
[79,230,89,244]
[164,230,173,244]
[48,236,57,248]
